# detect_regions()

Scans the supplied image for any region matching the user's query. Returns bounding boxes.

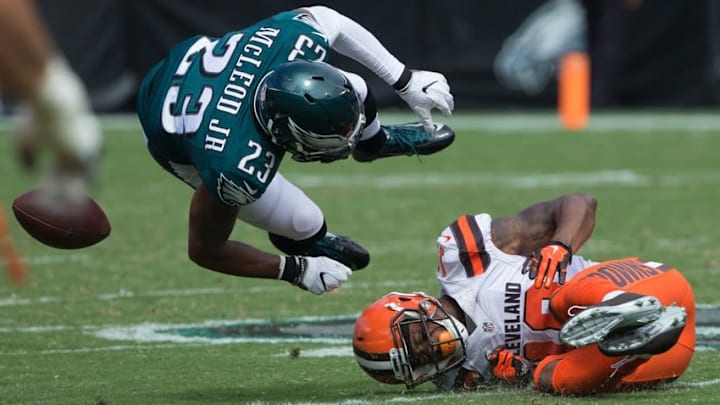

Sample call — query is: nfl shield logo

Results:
[482,322,495,333]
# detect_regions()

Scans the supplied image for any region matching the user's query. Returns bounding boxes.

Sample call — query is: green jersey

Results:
[137,10,330,206]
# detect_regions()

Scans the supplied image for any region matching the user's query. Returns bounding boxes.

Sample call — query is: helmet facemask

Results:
[387,297,468,387]
[253,60,366,163]
[353,292,468,388]
[266,109,364,163]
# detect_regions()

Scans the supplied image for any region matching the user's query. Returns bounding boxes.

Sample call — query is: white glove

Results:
[297,256,352,295]
[14,57,102,185]
[397,70,454,133]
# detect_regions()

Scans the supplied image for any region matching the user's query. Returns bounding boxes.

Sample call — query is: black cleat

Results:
[302,233,370,270]
[352,122,455,162]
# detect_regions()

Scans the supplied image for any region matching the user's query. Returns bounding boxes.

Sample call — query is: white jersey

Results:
[435,213,597,378]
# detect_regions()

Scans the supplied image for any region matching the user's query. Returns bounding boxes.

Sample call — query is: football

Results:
[11,188,111,249]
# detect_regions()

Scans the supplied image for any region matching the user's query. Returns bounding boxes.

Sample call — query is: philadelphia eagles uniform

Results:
[137,10,330,206]
[133,5,456,294]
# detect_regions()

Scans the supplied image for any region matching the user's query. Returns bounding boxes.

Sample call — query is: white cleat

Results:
[560,293,662,348]
[598,304,687,356]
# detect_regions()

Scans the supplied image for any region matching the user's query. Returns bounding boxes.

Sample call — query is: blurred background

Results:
[2,0,718,114]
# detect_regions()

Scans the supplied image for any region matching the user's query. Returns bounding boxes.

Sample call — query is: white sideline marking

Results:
[1,274,717,308]
[0,287,229,307]
[5,112,720,134]
[676,378,720,388]
[274,394,465,405]
[272,347,353,358]
[89,318,352,345]
[23,254,89,265]
[286,170,720,190]
[0,343,203,356]
[0,322,716,357]
[290,170,647,189]
[0,319,717,344]
[0,254,89,271]
[252,394,454,405]
[0,279,427,307]
[46,112,720,133]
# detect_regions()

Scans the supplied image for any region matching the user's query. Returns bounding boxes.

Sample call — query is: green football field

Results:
[0,111,719,404]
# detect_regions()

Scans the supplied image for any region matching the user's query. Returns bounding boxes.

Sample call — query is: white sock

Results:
[602,290,625,302]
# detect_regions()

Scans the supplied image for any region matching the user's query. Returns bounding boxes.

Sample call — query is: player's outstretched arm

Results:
[301,6,454,132]
[187,185,351,294]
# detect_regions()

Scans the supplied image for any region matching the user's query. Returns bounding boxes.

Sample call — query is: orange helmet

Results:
[352,292,468,388]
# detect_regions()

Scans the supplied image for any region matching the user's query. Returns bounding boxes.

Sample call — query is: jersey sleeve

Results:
[301,6,405,85]
[436,214,493,287]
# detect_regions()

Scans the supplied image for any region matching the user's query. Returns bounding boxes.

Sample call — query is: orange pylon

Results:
[558,51,590,131]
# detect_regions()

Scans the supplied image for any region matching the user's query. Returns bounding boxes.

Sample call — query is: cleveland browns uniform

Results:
[433,213,695,393]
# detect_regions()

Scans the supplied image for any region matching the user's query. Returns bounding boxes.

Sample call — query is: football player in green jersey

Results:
[136,6,455,295]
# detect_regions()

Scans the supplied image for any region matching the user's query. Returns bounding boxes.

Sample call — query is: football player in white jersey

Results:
[0,0,101,191]
[353,193,694,395]
[0,0,103,280]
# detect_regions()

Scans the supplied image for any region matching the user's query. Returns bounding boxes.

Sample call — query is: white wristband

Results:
[277,255,286,280]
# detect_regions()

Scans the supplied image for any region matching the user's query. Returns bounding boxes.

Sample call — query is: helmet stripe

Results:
[353,346,390,362]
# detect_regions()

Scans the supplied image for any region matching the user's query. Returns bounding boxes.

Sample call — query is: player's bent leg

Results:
[534,345,648,395]
[616,273,695,388]
[553,258,690,348]
[599,265,696,355]
[248,173,370,270]
[284,232,370,270]
[236,172,324,239]
[542,264,695,395]
[549,260,632,323]
[616,331,694,390]
[268,226,370,271]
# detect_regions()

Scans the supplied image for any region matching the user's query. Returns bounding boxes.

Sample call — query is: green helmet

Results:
[253,60,365,163]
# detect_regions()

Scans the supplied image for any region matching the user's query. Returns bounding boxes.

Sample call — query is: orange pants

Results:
[534,257,695,395]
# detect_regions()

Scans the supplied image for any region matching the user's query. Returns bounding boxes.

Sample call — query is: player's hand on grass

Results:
[281,256,352,295]
[522,240,572,289]
[486,346,533,384]
[397,70,454,133]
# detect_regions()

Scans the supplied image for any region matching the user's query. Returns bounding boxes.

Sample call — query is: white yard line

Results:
[0,316,717,346]
[284,170,720,190]
[675,378,720,388]
[2,273,718,308]
[289,170,643,189]
[0,279,427,307]
[0,343,205,356]
[5,111,720,133]
[81,112,720,133]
